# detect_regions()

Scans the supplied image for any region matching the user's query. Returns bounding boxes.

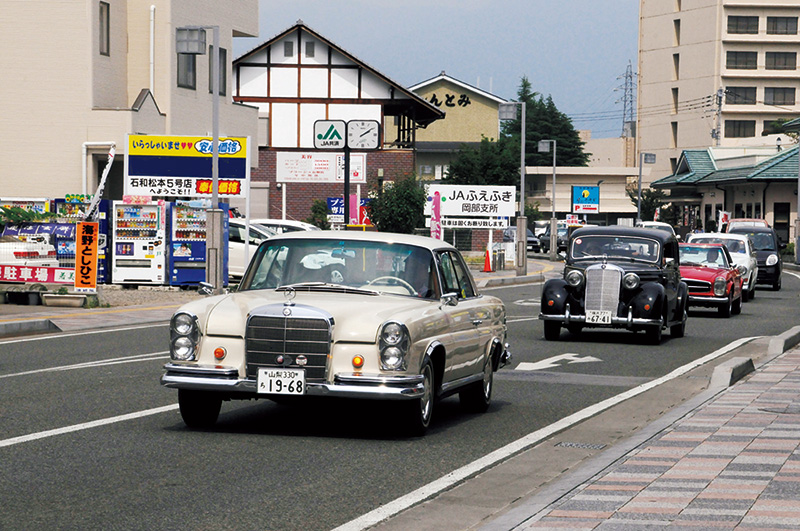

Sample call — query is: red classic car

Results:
[679,243,743,317]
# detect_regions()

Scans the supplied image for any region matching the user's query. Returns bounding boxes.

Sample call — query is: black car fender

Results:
[541,278,569,314]
[629,282,665,319]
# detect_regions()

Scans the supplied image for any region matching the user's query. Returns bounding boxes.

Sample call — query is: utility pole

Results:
[619,61,636,137]
[713,88,724,146]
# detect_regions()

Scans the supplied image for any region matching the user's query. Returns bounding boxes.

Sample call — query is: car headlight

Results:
[622,272,640,290]
[714,276,727,297]
[566,270,584,287]
[170,311,200,361]
[766,254,778,266]
[379,321,409,371]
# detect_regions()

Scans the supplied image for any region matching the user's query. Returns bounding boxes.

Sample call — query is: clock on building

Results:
[347,120,380,149]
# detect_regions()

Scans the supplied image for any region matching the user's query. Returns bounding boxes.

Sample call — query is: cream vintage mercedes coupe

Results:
[161,231,510,435]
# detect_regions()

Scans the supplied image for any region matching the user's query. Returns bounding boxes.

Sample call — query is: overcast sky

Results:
[233,0,640,139]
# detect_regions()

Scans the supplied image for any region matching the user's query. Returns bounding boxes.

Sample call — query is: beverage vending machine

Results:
[168,200,229,286]
[53,197,111,283]
[111,199,167,284]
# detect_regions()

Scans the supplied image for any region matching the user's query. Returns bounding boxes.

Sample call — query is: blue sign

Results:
[571,186,600,214]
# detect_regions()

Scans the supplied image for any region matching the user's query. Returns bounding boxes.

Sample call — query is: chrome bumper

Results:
[161,363,426,400]
[538,306,661,328]
[688,295,728,305]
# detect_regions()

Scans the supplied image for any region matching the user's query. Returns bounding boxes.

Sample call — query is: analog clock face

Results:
[347,120,380,149]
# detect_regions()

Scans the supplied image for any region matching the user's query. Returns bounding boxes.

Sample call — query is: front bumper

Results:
[161,363,426,400]
[688,294,729,307]
[539,306,662,328]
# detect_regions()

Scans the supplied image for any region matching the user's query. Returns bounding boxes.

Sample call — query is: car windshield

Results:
[241,238,437,298]
[680,245,730,268]
[691,237,745,254]
[732,231,775,251]
[570,235,660,262]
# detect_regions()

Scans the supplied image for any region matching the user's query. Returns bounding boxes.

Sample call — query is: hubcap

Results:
[420,365,432,422]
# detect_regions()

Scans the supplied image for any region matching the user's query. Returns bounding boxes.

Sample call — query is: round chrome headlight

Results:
[172,313,196,335]
[766,254,778,266]
[566,270,584,287]
[622,272,640,290]
[171,336,196,361]
[381,322,404,345]
[381,347,404,370]
[714,276,727,296]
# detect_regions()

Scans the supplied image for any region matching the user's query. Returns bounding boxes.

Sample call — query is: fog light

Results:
[352,355,364,369]
[214,347,226,360]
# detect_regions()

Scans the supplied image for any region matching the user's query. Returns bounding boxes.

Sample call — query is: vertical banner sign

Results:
[75,222,99,292]
[430,191,442,240]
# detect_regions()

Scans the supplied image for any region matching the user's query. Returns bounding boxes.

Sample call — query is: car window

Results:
[438,251,475,299]
[228,225,245,244]
[571,235,660,262]
[243,239,438,298]
[733,231,776,251]
[691,236,745,254]
[680,245,729,268]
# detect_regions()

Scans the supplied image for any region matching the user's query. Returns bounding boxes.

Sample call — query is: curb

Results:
[0,318,61,337]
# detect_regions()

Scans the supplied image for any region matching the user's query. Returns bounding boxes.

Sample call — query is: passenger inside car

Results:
[704,248,721,266]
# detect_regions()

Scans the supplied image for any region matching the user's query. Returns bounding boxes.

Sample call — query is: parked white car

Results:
[251,218,320,234]
[636,221,677,238]
[227,220,277,280]
[687,232,758,300]
[0,235,58,267]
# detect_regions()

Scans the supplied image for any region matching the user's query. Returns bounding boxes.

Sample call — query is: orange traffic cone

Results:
[483,250,493,272]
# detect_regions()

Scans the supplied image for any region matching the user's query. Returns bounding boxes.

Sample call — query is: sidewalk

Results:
[484,328,800,530]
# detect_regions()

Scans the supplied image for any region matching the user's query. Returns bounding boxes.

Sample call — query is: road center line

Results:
[0,352,170,379]
[331,336,758,531]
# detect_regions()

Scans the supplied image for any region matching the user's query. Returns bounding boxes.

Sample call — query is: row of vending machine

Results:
[2,198,229,287]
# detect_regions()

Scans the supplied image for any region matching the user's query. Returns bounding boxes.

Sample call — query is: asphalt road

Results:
[1,271,798,530]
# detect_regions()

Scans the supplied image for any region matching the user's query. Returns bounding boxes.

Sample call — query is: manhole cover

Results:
[556,441,607,450]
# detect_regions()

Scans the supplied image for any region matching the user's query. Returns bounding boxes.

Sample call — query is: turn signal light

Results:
[213,347,227,360]
[352,355,364,369]
[644,304,651,311]
[547,300,554,307]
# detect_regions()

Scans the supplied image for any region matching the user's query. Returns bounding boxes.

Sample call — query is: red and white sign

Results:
[430,191,442,239]
[0,265,75,284]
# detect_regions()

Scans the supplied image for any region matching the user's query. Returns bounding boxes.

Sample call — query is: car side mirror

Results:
[198,281,214,296]
[440,293,458,307]
[664,257,675,266]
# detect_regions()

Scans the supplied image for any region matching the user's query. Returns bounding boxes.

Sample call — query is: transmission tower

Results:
[618,61,636,137]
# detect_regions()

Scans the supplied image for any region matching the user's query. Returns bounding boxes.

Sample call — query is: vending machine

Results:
[168,200,229,286]
[53,197,111,284]
[111,199,167,284]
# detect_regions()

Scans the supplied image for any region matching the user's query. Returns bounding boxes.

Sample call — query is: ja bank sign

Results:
[423,184,516,218]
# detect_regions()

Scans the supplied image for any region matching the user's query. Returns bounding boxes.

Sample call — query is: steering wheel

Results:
[365,276,417,295]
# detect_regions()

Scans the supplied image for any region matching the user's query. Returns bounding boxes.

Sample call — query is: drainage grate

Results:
[556,441,607,450]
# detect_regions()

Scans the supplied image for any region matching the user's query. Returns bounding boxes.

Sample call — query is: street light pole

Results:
[538,139,557,261]
[498,101,528,276]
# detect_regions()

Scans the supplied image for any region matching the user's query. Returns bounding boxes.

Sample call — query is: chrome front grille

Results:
[245,307,332,382]
[585,265,622,313]
[684,279,711,293]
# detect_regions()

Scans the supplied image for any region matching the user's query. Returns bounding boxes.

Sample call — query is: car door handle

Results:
[472,319,483,326]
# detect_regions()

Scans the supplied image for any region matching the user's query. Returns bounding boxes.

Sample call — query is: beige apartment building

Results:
[0,0,259,200]
[638,0,800,185]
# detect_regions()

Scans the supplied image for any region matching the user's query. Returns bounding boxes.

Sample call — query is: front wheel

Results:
[773,276,782,291]
[719,293,733,318]
[459,354,493,413]
[670,310,687,338]
[404,358,434,436]
[178,389,222,429]
[543,321,561,341]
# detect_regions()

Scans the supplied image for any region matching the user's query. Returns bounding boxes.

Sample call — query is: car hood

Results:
[679,265,730,281]
[179,289,442,343]
[568,260,663,274]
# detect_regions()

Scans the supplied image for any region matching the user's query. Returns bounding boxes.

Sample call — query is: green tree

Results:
[625,185,667,221]
[502,76,590,167]
[367,175,427,234]
[444,136,519,186]
[304,199,330,230]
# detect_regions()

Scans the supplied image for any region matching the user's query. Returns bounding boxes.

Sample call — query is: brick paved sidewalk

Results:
[523,348,800,530]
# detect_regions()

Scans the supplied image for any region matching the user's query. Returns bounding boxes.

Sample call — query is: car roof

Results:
[251,218,320,230]
[688,232,748,242]
[729,226,774,235]
[265,229,458,252]
[571,225,676,244]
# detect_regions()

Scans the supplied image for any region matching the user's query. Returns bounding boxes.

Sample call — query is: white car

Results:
[0,235,58,267]
[636,221,677,237]
[161,231,510,435]
[687,232,758,300]
[227,220,277,280]
[251,218,320,234]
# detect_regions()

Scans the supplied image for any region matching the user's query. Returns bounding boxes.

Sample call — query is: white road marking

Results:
[331,336,759,531]
[785,271,800,281]
[1,352,169,379]
[0,324,167,346]
[513,299,541,306]
[516,353,602,371]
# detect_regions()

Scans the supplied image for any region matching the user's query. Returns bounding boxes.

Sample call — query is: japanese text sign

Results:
[571,186,600,214]
[74,222,98,292]
[424,185,516,218]
[125,134,249,198]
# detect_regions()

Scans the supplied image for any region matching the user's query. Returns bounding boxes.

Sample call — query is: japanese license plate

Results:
[257,368,306,395]
[586,310,612,324]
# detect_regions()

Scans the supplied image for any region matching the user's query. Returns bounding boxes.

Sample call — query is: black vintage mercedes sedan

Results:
[539,226,688,344]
